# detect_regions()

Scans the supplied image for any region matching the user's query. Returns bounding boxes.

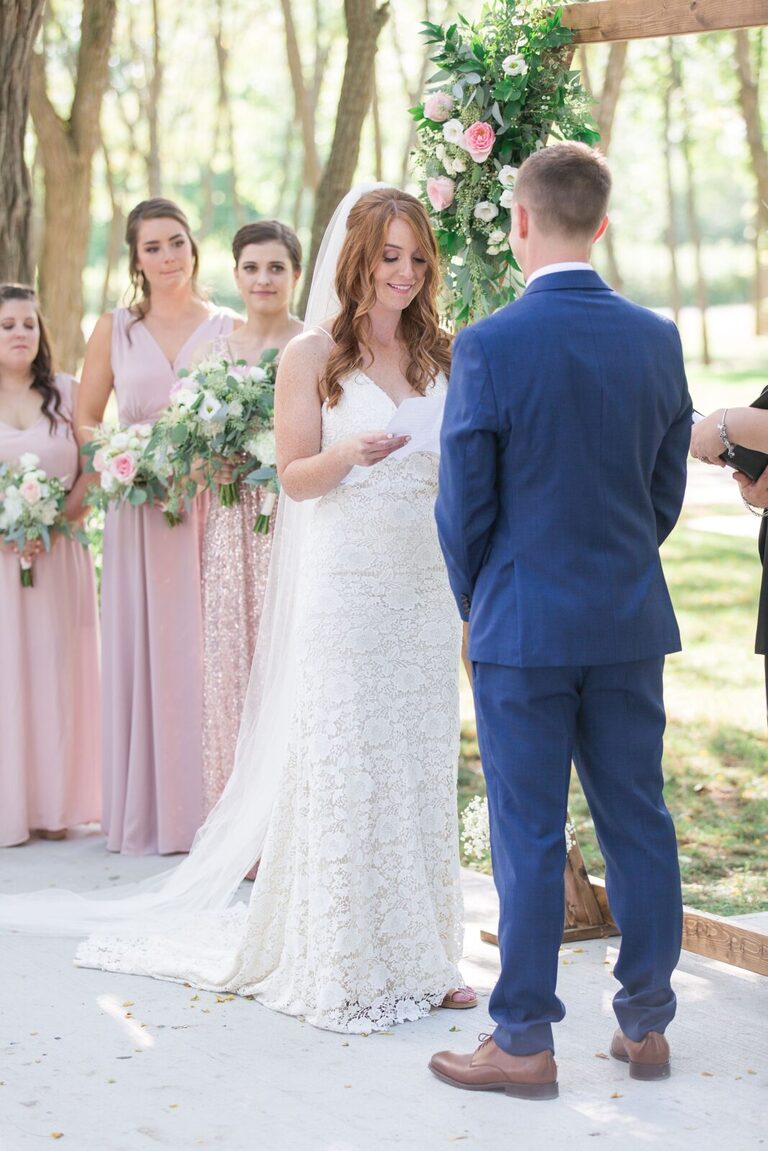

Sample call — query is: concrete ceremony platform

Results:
[0,830,765,1151]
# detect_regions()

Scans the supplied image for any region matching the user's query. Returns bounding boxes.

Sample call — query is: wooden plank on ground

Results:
[561,0,768,43]
[682,908,768,976]
[481,880,768,978]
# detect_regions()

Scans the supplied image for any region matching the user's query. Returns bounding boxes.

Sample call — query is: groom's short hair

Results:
[515,142,611,239]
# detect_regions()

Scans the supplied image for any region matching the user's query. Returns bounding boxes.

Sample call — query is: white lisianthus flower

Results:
[4,488,22,522]
[199,392,226,422]
[249,366,269,384]
[110,431,130,451]
[488,229,508,245]
[442,119,466,146]
[500,188,516,209]
[502,54,528,77]
[250,430,276,466]
[18,452,40,471]
[498,165,519,189]
[473,201,499,223]
[451,153,467,173]
[486,245,501,256]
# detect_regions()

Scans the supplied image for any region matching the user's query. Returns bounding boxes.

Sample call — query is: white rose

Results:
[487,245,501,256]
[174,387,198,412]
[100,472,118,494]
[502,54,528,77]
[249,366,269,384]
[40,502,58,527]
[18,452,40,471]
[110,431,130,451]
[488,229,507,245]
[500,188,516,209]
[473,201,499,223]
[442,119,465,146]
[498,165,519,188]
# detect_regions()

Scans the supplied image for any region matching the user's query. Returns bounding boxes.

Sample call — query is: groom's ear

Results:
[593,216,609,243]
[513,202,529,240]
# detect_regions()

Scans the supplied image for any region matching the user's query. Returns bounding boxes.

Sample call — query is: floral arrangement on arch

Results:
[410,0,599,325]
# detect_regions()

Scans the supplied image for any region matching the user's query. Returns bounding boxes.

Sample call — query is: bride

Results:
[1,185,475,1032]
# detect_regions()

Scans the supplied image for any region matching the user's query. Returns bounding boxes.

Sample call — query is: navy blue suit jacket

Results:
[435,270,692,668]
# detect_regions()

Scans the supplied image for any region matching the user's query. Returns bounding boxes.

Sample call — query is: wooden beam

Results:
[561,0,768,44]
[682,908,768,977]
[481,879,768,977]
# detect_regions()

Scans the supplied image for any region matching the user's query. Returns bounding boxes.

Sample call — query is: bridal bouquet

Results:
[0,453,69,587]
[411,0,598,324]
[81,422,179,526]
[152,349,279,532]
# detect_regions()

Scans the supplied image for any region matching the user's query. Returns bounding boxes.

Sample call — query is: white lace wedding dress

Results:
[76,369,466,1033]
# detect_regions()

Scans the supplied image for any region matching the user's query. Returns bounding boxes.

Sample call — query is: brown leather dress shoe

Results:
[610,1028,671,1080]
[429,1035,558,1100]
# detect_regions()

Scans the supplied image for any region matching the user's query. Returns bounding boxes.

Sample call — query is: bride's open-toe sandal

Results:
[440,986,478,1010]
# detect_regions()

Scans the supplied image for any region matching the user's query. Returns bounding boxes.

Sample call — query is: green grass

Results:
[458,349,768,918]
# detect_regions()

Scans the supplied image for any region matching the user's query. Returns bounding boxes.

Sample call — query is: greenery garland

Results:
[410,0,599,325]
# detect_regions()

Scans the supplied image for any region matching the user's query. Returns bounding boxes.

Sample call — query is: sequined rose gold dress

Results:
[201,339,277,812]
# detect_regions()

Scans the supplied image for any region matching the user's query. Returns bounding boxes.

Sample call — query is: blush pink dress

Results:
[0,374,101,847]
[102,307,236,855]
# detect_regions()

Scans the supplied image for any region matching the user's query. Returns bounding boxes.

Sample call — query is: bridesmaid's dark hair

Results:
[232,220,302,274]
[125,198,204,330]
[0,284,63,434]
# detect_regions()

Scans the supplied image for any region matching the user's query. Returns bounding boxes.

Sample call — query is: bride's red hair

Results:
[323,188,451,407]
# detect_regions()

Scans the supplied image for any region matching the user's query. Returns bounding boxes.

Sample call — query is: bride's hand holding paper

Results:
[385,393,445,459]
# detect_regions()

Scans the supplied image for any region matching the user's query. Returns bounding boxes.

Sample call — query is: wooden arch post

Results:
[478,0,768,975]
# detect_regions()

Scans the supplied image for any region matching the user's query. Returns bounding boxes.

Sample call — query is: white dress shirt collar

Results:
[526,261,594,287]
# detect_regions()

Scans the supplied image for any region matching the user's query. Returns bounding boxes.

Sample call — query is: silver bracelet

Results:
[741,493,768,517]
[718,408,735,459]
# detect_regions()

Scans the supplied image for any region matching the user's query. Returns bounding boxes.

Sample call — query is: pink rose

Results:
[109,451,138,484]
[426,176,456,212]
[463,121,496,164]
[20,477,42,505]
[423,92,454,123]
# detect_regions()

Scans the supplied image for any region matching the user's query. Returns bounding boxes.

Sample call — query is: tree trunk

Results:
[662,44,681,327]
[147,0,163,197]
[29,0,117,371]
[280,0,322,193]
[676,48,710,365]
[734,29,768,336]
[300,0,390,315]
[593,41,628,291]
[0,1,46,283]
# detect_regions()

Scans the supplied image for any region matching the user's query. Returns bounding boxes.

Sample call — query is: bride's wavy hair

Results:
[323,189,452,407]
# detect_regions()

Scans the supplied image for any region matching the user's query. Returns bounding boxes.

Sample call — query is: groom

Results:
[433,142,691,1099]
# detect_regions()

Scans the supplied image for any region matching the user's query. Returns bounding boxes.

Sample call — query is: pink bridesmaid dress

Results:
[200,338,277,812]
[101,307,236,854]
[0,374,100,846]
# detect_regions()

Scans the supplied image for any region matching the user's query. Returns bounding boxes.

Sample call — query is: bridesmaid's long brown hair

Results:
[323,189,451,408]
[0,284,62,433]
[125,198,204,331]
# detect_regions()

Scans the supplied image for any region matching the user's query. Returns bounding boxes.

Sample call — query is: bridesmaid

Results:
[0,284,100,846]
[76,198,239,854]
[197,221,302,811]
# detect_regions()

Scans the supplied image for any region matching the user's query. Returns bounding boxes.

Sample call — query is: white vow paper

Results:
[385,393,446,459]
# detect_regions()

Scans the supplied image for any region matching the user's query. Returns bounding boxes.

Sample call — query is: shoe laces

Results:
[477,1033,494,1050]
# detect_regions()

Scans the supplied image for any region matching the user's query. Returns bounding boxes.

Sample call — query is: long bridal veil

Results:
[0,181,391,939]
